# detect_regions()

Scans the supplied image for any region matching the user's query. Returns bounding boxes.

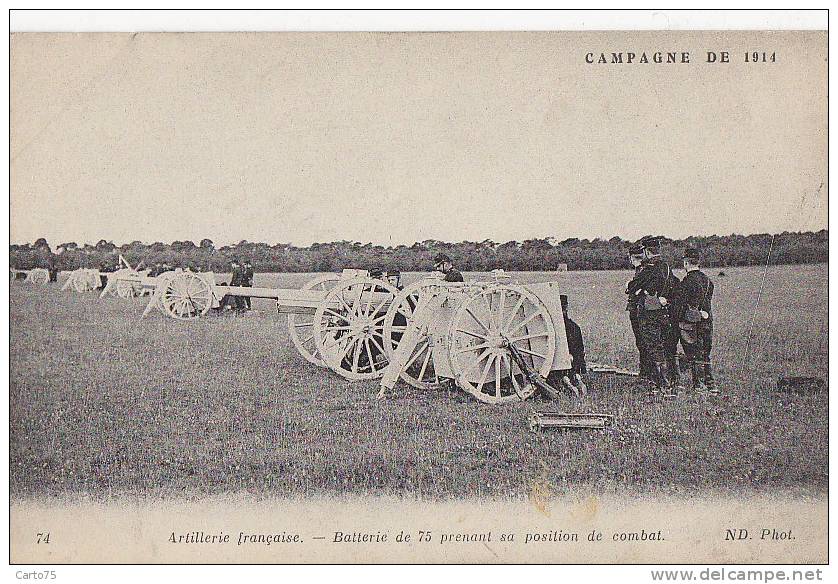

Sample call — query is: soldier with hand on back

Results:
[675,247,717,394]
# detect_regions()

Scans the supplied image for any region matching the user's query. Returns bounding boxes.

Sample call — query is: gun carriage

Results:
[126,268,577,405]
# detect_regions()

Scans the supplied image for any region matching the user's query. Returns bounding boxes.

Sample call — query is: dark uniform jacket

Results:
[241,265,254,286]
[626,257,675,308]
[674,270,713,321]
[443,269,464,282]
[230,266,244,286]
[564,316,587,375]
[625,265,643,311]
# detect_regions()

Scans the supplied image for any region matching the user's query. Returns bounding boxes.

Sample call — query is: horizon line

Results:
[9,228,829,249]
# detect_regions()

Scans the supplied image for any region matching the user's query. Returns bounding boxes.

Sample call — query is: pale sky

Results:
[11,31,827,247]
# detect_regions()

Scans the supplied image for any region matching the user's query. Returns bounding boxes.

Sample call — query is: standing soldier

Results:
[219,258,243,313]
[625,242,651,380]
[676,247,717,394]
[627,236,677,395]
[664,252,683,389]
[241,259,254,311]
[34,240,59,283]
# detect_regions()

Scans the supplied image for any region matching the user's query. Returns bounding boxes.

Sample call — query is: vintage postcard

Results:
[8,14,828,569]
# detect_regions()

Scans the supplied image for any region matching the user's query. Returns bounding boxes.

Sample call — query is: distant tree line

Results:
[9,231,828,273]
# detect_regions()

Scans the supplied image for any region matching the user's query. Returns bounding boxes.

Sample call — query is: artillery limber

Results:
[140,268,581,404]
[62,268,103,293]
[9,267,50,284]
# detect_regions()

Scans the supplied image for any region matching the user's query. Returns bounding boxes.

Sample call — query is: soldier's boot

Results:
[639,358,657,387]
[573,373,588,396]
[652,361,672,396]
[639,356,652,380]
[668,354,684,389]
[658,361,677,398]
[704,362,718,395]
[690,361,707,393]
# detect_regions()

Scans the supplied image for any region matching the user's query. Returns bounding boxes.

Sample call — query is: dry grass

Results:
[9,265,828,499]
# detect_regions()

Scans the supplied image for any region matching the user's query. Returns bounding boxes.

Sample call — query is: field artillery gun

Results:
[9,267,50,284]
[151,269,581,404]
[62,256,142,295]
[377,277,577,404]
[139,268,399,381]
[99,269,155,299]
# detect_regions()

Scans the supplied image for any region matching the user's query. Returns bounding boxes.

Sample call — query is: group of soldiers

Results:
[626,235,716,396]
[217,258,255,313]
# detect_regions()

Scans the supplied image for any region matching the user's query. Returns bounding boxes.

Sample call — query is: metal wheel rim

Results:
[448,284,556,404]
[288,273,342,367]
[313,277,398,381]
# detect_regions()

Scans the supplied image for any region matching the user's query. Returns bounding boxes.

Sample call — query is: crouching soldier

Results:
[560,294,588,394]
[676,247,717,394]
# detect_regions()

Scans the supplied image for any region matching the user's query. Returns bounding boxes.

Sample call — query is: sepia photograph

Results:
[7,10,829,570]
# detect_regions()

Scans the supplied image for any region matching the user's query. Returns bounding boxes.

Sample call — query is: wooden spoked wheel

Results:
[116,277,137,298]
[72,271,96,293]
[313,277,398,381]
[160,272,214,320]
[288,273,342,366]
[448,284,556,404]
[382,279,443,390]
[29,269,49,285]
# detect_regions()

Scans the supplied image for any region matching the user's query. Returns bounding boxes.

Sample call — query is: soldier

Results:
[627,236,677,395]
[241,259,254,311]
[385,269,402,290]
[368,267,385,281]
[34,240,59,283]
[560,294,587,388]
[218,259,242,312]
[433,253,464,282]
[664,252,683,389]
[625,242,651,380]
[45,249,59,283]
[675,247,717,394]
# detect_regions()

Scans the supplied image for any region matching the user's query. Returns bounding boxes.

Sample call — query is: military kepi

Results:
[639,235,662,249]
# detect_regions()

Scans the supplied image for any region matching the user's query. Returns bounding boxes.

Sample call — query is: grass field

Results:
[9,265,828,499]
